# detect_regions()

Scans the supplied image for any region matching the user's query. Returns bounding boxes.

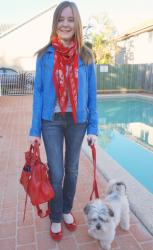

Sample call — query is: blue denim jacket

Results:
[29,46,98,137]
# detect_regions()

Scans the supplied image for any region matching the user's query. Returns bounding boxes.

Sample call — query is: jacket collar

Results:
[47,45,54,52]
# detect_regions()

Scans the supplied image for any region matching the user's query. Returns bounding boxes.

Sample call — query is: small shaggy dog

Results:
[84,180,130,250]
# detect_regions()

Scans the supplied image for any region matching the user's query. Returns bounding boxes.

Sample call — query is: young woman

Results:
[29,1,98,241]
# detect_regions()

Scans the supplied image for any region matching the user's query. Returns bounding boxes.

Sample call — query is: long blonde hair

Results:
[37,1,94,64]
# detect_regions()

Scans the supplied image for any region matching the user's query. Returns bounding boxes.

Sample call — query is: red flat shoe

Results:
[50,224,63,241]
[63,213,77,231]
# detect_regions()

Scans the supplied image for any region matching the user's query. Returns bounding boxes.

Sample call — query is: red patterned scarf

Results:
[51,37,78,123]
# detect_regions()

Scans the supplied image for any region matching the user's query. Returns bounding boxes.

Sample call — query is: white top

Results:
[54,93,72,113]
[54,65,72,113]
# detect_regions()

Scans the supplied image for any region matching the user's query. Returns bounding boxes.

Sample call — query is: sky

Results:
[0,0,153,34]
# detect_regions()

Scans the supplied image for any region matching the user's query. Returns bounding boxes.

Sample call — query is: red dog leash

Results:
[89,144,100,200]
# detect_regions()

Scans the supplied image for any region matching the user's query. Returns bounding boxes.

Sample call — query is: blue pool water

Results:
[97,97,153,194]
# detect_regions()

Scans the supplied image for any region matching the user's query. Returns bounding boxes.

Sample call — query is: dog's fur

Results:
[84,180,130,250]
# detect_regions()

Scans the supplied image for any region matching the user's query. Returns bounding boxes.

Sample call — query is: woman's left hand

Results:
[87,134,97,146]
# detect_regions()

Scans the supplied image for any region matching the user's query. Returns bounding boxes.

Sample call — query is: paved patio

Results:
[0,95,153,250]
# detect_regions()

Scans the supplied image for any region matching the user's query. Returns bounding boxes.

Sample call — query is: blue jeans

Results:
[42,112,87,222]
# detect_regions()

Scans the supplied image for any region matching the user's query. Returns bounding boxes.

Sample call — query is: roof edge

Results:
[115,20,153,42]
[0,2,58,39]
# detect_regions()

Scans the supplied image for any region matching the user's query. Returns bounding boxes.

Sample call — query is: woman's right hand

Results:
[29,136,41,146]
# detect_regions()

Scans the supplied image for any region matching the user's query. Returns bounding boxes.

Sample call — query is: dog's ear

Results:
[84,203,92,215]
[108,207,114,217]
[105,203,114,217]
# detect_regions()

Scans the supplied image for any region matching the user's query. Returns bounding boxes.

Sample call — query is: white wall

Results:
[134,32,153,64]
[0,7,55,71]
[116,30,153,64]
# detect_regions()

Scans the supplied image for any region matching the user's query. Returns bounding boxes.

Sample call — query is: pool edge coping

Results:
[97,93,153,101]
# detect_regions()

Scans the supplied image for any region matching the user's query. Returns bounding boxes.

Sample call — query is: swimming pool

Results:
[97,96,153,194]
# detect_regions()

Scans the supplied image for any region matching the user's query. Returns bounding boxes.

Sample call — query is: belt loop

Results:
[53,112,57,120]
[54,112,58,118]
[54,112,62,119]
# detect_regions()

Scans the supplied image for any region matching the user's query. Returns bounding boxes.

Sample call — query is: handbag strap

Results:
[33,140,40,159]
[29,141,40,168]
[89,144,100,200]
[23,179,51,221]
[36,203,51,218]
[23,176,30,222]
[23,201,51,221]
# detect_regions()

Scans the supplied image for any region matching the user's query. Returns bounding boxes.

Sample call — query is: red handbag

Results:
[20,140,55,221]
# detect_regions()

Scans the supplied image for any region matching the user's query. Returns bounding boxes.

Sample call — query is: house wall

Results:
[116,30,153,64]
[0,7,55,71]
